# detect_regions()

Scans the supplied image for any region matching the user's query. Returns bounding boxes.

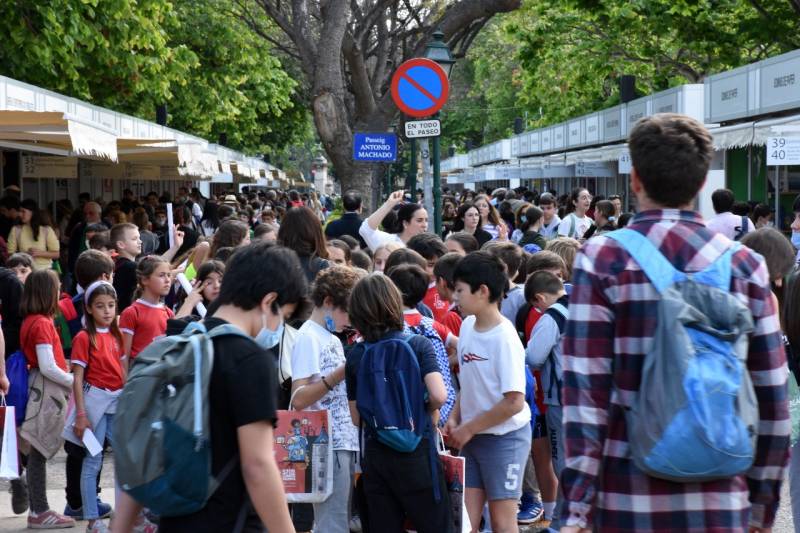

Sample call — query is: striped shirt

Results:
[560,209,790,532]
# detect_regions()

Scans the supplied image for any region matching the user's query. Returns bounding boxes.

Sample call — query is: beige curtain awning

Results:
[0,110,118,161]
[116,139,216,180]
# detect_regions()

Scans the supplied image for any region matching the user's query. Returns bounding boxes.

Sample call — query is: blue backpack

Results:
[405,317,456,426]
[356,333,428,452]
[606,229,758,482]
[6,351,28,426]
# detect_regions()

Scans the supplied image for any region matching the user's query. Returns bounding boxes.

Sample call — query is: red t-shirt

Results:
[403,309,454,346]
[422,284,450,324]
[119,299,174,358]
[523,306,546,413]
[524,306,544,343]
[71,329,125,391]
[442,309,463,336]
[21,314,67,371]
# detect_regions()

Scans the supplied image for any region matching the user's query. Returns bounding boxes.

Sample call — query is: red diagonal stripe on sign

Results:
[400,72,440,106]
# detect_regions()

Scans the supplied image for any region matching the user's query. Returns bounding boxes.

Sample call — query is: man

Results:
[560,114,789,532]
[325,190,366,248]
[68,202,106,280]
[706,188,755,240]
[0,195,20,241]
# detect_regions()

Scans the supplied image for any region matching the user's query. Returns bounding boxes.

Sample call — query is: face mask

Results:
[792,232,800,251]
[255,311,284,349]
[520,215,528,224]
[324,312,337,333]
[766,221,775,228]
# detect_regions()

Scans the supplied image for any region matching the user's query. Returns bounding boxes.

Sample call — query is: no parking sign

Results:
[390,58,450,118]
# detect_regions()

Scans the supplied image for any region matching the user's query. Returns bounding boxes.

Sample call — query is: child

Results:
[433,252,464,335]
[110,223,142,312]
[444,232,479,255]
[583,199,616,239]
[175,260,225,320]
[537,193,561,240]
[19,270,75,529]
[119,256,174,364]
[446,251,531,533]
[290,266,361,533]
[516,206,547,251]
[523,270,568,528]
[545,238,580,294]
[483,241,526,324]
[68,282,125,533]
[372,241,403,272]
[407,233,450,323]
[7,252,33,283]
[386,263,457,425]
[62,249,115,522]
[345,273,451,532]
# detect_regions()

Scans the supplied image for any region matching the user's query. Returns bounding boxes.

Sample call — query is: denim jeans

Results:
[80,412,113,520]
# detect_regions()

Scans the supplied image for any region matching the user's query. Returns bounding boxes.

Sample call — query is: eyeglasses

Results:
[609,195,621,201]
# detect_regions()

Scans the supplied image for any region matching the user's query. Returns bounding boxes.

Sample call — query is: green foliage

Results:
[0,0,310,154]
[442,0,799,147]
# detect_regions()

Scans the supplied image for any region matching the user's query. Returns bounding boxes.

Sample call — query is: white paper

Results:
[82,428,103,457]
[177,272,207,317]
[166,202,175,249]
[0,406,19,479]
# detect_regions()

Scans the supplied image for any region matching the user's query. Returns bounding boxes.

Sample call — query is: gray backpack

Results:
[112,321,250,516]
[606,229,758,482]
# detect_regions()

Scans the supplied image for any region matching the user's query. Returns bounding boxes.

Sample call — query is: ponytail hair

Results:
[83,281,123,349]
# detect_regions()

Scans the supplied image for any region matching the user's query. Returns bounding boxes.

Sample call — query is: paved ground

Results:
[0,451,794,532]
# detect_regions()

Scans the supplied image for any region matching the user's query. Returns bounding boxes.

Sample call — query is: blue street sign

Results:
[353,133,397,162]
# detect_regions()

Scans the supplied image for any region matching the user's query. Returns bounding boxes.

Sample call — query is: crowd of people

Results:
[0,112,797,533]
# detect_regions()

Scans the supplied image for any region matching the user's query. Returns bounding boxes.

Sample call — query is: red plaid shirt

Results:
[560,209,790,532]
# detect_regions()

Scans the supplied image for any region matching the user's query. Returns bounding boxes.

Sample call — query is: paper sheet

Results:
[82,429,103,457]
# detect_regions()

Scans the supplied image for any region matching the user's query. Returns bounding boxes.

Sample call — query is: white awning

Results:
[753,113,800,146]
[708,122,754,150]
[0,110,118,161]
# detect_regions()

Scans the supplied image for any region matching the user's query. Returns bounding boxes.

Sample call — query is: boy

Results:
[110,223,142,311]
[433,252,464,335]
[407,233,450,323]
[538,193,561,240]
[447,251,531,533]
[7,252,33,284]
[61,249,115,521]
[524,271,568,527]
[483,241,526,324]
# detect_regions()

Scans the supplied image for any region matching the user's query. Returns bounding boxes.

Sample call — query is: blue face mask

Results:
[324,313,337,333]
[520,215,528,224]
[255,312,284,350]
[792,232,800,250]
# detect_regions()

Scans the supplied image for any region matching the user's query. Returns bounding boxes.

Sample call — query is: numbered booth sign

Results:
[767,137,800,166]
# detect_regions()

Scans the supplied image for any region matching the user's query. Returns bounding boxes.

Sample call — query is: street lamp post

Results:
[424,29,455,235]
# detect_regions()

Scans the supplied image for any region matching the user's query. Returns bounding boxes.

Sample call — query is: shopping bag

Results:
[438,433,471,533]
[6,351,28,426]
[273,409,334,503]
[789,369,800,446]
[0,399,19,479]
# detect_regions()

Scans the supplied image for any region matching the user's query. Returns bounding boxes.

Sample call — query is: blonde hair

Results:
[546,237,580,281]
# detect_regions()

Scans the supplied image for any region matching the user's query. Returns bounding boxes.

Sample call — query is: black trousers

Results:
[361,438,452,533]
[64,441,103,509]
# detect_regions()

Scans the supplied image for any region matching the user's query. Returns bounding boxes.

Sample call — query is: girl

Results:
[516,205,547,250]
[19,270,75,529]
[359,190,428,251]
[372,242,403,272]
[584,199,616,239]
[278,207,330,281]
[444,232,479,256]
[119,256,174,364]
[290,266,361,533]
[176,260,225,319]
[69,282,125,533]
[450,203,492,248]
[557,187,592,240]
[473,194,505,240]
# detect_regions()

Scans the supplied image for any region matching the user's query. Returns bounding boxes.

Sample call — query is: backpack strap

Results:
[692,243,738,292]
[568,214,576,238]
[605,229,685,294]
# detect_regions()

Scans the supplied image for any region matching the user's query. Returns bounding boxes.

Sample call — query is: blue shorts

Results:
[462,424,532,500]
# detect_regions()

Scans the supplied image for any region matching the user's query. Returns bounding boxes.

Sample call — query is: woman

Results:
[279,206,330,281]
[199,201,221,237]
[344,274,451,532]
[557,187,592,240]
[450,203,492,248]
[8,199,60,271]
[441,197,458,235]
[359,190,428,252]
[474,194,504,239]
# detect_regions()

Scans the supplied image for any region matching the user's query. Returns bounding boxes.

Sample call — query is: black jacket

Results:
[0,268,23,354]
[325,212,366,248]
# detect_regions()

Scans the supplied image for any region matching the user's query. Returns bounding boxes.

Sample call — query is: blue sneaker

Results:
[64,499,113,520]
[517,499,544,524]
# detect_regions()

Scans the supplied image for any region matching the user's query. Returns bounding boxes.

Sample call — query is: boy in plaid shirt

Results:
[559,114,790,533]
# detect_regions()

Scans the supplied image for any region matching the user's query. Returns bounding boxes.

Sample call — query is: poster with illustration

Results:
[274,409,333,503]
[441,452,469,533]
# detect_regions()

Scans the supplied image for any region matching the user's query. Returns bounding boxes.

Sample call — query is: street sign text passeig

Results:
[405,119,441,138]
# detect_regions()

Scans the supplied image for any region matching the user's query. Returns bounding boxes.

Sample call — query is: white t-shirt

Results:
[358,219,404,252]
[557,213,591,239]
[705,212,755,241]
[457,315,531,435]
[290,320,358,451]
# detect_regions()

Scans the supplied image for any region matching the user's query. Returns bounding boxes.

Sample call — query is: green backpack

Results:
[112,321,250,517]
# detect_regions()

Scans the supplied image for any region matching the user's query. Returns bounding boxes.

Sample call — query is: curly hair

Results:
[311,265,361,309]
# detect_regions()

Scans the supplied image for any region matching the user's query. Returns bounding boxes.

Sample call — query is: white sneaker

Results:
[86,520,109,533]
